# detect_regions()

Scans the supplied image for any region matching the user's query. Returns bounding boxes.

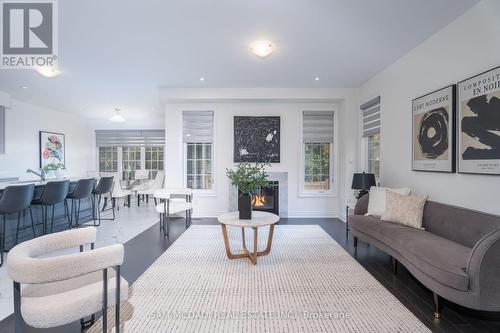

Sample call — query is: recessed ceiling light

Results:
[21,85,28,89]
[35,66,61,78]
[200,77,205,81]
[109,108,126,123]
[250,40,273,58]
[315,77,320,81]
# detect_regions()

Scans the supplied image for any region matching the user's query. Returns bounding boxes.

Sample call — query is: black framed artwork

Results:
[39,131,66,169]
[412,85,456,173]
[457,66,500,175]
[233,116,280,163]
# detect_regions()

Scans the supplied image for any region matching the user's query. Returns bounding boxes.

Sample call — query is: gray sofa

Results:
[350,194,500,318]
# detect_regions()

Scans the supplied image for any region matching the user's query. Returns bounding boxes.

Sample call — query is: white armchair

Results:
[6,227,128,332]
[154,188,193,237]
[100,172,132,209]
[135,171,165,206]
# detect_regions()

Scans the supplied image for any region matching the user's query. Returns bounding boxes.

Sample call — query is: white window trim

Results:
[299,110,338,198]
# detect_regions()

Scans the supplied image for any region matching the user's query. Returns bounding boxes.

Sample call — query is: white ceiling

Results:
[0,0,480,123]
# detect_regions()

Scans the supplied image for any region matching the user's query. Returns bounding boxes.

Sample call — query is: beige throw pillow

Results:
[366,186,411,218]
[381,191,428,229]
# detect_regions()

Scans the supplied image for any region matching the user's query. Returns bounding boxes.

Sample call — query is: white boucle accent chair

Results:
[135,170,165,206]
[154,188,193,237]
[6,227,129,332]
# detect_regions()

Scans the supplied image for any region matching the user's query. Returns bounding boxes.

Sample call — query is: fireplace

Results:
[252,181,279,215]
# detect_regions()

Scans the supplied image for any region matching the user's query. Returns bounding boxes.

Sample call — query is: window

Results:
[145,146,164,179]
[183,111,214,191]
[186,143,212,190]
[302,111,335,195]
[122,146,141,181]
[368,134,380,184]
[361,96,381,184]
[98,147,118,172]
[304,143,331,190]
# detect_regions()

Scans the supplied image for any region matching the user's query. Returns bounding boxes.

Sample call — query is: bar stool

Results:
[66,178,96,228]
[31,180,70,234]
[0,184,36,266]
[92,176,115,226]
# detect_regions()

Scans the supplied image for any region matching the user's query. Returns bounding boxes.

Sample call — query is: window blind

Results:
[303,111,334,143]
[183,111,214,143]
[0,106,5,154]
[95,130,165,147]
[361,96,380,137]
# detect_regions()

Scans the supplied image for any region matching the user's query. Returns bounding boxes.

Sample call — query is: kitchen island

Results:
[0,178,96,249]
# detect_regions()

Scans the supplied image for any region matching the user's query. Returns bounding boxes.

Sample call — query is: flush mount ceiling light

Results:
[250,40,273,58]
[35,66,61,78]
[110,108,126,123]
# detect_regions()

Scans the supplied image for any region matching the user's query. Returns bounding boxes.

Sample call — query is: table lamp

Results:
[351,172,376,199]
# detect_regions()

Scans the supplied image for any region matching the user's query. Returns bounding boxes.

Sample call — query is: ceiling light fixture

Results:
[250,40,273,58]
[21,85,28,89]
[200,77,205,81]
[110,108,126,123]
[315,77,320,81]
[35,66,61,78]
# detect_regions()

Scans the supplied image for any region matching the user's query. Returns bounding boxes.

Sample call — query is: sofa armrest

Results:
[466,229,500,309]
[353,194,369,215]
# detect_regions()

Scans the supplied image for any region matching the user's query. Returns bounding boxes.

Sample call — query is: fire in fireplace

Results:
[252,181,279,215]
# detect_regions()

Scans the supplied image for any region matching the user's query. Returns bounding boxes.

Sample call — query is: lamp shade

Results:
[351,172,376,190]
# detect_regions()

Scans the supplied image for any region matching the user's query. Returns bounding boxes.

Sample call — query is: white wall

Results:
[162,88,359,218]
[0,96,94,180]
[359,0,500,214]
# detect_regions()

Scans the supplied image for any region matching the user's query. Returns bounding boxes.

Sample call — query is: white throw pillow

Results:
[382,191,428,229]
[365,186,411,218]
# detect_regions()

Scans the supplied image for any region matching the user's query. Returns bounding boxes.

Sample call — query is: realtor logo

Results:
[1,0,58,68]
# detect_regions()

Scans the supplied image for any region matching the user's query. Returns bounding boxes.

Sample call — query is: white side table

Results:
[218,211,279,265]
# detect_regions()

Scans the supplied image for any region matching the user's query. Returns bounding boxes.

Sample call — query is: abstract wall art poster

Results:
[412,85,455,172]
[233,116,280,163]
[458,66,500,175]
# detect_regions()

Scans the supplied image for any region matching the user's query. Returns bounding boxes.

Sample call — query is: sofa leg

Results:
[392,257,398,275]
[353,236,358,248]
[433,293,442,319]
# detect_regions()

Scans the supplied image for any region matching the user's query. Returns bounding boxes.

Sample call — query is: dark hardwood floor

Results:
[1,217,499,332]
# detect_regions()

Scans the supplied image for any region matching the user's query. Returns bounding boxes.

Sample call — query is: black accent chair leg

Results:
[353,236,358,256]
[102,268,108,332]
[433,293,442,319]
[116,265,121,333]
[146,194,149,204]
[128,195,131,208]
[14,281,22,333]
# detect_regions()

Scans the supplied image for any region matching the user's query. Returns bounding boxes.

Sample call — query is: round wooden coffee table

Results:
[218,211,279,265]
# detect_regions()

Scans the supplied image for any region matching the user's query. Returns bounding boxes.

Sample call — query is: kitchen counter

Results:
[0,177,87,190]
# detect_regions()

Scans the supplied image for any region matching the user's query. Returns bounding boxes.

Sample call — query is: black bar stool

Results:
[66,178,96,228]
[31,180,70,234]
[0,184,35,266]
[92,176,115,226]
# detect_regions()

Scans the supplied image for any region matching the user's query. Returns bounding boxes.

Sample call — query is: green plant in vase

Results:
[226,162,269,219]
[42,163,65,179]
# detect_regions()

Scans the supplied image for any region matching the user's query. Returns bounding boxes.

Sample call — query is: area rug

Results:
[89,225,431,332]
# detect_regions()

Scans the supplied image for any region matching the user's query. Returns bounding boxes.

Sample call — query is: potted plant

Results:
[226,162,269,219]
[42,163,66,179]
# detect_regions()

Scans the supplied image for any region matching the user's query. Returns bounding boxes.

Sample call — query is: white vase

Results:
[55,169,64,179]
